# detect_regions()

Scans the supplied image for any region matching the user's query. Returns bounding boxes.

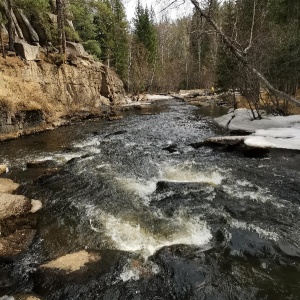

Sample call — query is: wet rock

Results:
[203,136,246,146]
[241,147,269,158]
[0,229,36,260]
[26,159,58,169]
[189,142,205,149]
[35,168,61,184]
[276,240,300,258]
[0,194,31,220]
[162,144,178,153]
[14,294,41,300]
[0,165,8,175]
[40,250,101,274]
[0,194,39,237]
[0,179,19,194]
[0,296,15,300]
[105,130,127,138]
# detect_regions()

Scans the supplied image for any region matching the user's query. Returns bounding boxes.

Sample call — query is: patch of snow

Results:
[214,109,300,150]
[215,108,300,133]
[245,135,300,150]
[146,94,174,100]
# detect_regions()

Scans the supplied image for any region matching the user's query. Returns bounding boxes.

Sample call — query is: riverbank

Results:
[0,54,126,142]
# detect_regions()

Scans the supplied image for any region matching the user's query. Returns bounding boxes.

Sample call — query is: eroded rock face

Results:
[0,57,126,140]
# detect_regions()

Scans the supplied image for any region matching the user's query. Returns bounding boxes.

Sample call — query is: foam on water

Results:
[230,219,279,241]
[161,164,224,185]
[119,259,160,282]
[116,177,157,201]
[90,211,212,258]
[222,179,274,203]
[73,137,100,149]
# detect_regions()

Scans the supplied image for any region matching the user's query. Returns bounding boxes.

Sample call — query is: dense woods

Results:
[0,0,299,113]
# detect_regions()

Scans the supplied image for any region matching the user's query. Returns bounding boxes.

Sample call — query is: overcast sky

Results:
[123,0,194,22]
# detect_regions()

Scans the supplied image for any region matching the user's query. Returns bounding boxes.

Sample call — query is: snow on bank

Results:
[215,108,300,133]
[214,109,300,150]
[146,94,174,100]
[244,129,300,150]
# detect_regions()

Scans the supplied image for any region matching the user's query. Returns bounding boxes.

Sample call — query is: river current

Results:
[0,99,300,299]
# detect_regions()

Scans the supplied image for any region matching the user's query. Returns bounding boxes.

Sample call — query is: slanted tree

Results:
[0,8,6,58]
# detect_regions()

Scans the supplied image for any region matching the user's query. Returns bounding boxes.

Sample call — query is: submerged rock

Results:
[0,179,19,194]
[0,229,36,259]
[162,144,178,153]
[26,160,58,169]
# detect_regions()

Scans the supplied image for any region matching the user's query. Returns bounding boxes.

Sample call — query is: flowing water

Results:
[0,99,300,299]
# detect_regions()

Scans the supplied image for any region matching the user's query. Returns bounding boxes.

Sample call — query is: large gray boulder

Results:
[14,41,39,61]
[66,41,90,57]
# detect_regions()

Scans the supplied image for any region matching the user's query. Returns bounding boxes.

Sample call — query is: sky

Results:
[123,0,194,22]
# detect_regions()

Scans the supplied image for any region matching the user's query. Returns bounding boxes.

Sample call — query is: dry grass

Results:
[234,90,300,115]
[0,57,55,118]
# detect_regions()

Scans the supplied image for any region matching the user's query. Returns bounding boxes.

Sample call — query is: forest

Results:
[1,0,300,115]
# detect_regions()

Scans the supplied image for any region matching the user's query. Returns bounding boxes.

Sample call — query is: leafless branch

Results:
[244,0,256,53]
[189,0,300,106]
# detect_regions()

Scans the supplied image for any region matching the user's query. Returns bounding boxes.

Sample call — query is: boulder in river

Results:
[26,159,58,169]
[0,194,31,219]
[0,179,19,194]
[40,250,101,274]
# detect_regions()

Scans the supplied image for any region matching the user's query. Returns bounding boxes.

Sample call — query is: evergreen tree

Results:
[93,0,128,79]
[133,1,157,64]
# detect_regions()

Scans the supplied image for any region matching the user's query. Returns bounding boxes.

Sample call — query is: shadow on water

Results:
[0,99,300,299]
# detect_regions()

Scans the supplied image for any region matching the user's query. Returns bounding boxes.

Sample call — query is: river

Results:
[0,99,300,299]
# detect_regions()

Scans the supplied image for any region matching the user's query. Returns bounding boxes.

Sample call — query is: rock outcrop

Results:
[0,55,126,141]
[0,1,126,141]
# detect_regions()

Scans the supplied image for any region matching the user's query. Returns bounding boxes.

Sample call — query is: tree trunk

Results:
[7,0,14,51]
[189,0,300,106]
[56,0,66,54]
[0,28,6,58]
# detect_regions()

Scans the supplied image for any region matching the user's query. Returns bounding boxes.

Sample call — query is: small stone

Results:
[30,200,43,213]
[0,179,19,194]
[0,165,8,175]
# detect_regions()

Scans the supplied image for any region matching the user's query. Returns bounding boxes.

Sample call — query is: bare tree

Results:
[189,0,300,106]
